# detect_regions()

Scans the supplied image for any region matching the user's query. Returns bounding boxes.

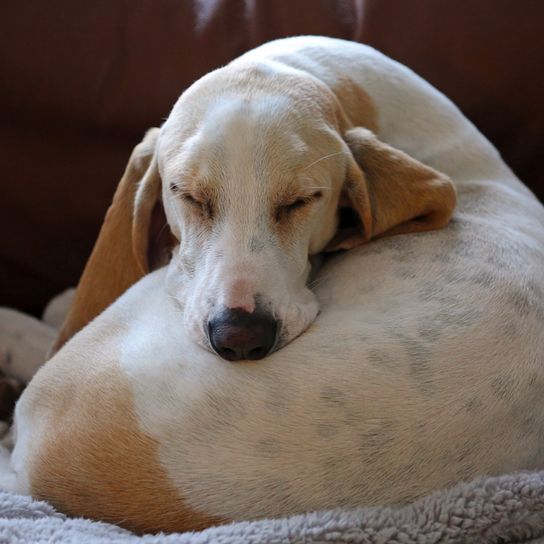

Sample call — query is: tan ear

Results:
[50,128,164,355]
[327,128,456,250]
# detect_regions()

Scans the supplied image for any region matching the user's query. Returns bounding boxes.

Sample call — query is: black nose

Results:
[208,308,278,361]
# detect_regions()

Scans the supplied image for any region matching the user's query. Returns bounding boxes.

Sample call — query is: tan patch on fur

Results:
[28,357,221,534]
[332,75,379,133]
[212,61,377,135]
[273,205,316,249]
[327,128,457,250]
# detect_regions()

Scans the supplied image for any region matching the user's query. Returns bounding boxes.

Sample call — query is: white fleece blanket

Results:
[1,470,544,543]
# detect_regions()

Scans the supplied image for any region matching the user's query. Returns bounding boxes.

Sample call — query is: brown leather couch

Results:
[2,0,543,315]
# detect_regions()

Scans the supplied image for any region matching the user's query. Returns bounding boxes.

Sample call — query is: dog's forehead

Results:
[160,61,342,152]
[189,94,311,160]
[159,93,342,185]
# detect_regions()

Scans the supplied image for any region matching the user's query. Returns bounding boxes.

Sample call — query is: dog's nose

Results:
[208,308,278,361]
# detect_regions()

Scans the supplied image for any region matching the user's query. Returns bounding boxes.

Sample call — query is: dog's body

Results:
[2,37,544,534]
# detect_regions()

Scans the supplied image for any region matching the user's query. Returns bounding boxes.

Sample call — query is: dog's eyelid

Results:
[287,198,307,209]
[287,190,323,206]
[169,183,201,206]
[274,191,322,222]
[182,193,199,204]
[180,192,214,219]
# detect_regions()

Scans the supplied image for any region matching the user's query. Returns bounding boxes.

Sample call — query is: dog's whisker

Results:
[298,179,332,192]
[153,222,170,243]
[302,151,349,171]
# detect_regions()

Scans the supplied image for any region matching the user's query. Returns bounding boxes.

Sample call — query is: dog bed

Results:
[1,469,544,543]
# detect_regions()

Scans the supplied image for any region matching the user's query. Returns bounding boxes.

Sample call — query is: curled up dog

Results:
[52,38,456,360]
[1,36,543,535]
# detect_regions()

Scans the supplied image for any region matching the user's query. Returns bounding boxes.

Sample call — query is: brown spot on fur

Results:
[274,203,315,248]
[336,128,456,249]
[332,75,379,133]
[29,359,221,534]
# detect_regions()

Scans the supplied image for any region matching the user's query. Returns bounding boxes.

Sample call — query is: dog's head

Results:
[53,63,455,360]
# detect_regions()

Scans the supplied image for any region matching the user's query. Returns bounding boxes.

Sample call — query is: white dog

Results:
[50,36,456,359]
[1,37,543,535]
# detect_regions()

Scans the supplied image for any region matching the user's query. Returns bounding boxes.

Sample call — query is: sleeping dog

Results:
[51,36,456,359]
[2,37,543,535]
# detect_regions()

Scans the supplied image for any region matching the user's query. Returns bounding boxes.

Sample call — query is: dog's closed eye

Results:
[182,193,214,220]
[274,190,323,222]
[169,182,182,195]
[170,183,215,220]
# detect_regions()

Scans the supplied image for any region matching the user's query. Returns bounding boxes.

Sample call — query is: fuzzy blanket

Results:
[1,470,544,543]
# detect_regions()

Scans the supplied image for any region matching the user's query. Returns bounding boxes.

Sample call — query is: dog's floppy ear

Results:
[51,128,173,354]
[327,127,456,250]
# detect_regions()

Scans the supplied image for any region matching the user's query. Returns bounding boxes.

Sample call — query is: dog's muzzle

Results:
[208,307,278,361]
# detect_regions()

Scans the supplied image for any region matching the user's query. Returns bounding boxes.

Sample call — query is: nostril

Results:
[248,346,265,360]
[218,347,238,361]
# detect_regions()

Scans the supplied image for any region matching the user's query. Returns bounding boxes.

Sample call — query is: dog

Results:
[50,37,456,359]
[1,36,543,535]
